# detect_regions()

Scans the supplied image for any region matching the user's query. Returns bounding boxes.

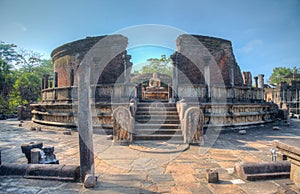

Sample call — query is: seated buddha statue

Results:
[147,73,162,90]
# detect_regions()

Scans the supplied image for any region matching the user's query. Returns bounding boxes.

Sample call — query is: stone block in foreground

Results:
[234,161,291,181]
[273,140,300,190]
[0,164,80,181]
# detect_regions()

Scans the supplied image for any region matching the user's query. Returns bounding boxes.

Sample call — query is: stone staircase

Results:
[133,101,184,143]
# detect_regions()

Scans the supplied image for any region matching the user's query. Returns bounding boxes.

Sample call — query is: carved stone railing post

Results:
[177,99,187,121]
[182,107,204,144]
[112,106,134,145]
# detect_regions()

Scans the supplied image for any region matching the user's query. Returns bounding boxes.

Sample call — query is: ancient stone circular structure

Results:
[31,34,278,144]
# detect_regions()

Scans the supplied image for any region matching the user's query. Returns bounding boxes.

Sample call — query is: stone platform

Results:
[1,119,300,193]
[274,139,300,191]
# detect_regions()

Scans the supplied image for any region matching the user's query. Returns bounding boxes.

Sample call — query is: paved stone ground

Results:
[0,119,300,193]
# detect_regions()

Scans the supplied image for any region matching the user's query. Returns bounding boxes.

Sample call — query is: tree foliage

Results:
[268,66,300,84]
[0,41,53,114]
[139,55,172,76]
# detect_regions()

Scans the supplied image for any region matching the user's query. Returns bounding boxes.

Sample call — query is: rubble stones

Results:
[238,130,247,135]
[206,169,219,183]
[63,131,72,135]
[21,142,43,163]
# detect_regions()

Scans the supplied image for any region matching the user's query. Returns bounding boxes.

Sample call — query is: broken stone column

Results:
[43,74,49,89]
[206,169,219,183]
[17,105,24,121]
[54,72,58,87]
[21,142,43,163]
[31,148,41,164]
[41,77,45,90]
[258,74,264,100]
[254,76,258,88]
[242,72,252,87]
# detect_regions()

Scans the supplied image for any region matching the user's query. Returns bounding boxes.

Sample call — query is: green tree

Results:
[9,59,53,112]
[16,49,42,72]
[0,42,54,114]
[0,42,18,114]
[140,55,172,76]
[268,66,300,84]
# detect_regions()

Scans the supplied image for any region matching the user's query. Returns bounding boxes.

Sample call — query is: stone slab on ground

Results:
[1,119,300,193]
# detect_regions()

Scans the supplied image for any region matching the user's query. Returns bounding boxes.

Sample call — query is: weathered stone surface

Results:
[1,120,300,193]
[83,174,97,188]
[174,34,243,86]
[274,140,300,190]
[52,36,129,87]
[234,161,291,181]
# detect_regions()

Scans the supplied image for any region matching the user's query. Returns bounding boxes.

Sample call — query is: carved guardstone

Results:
[182,107,204,144]
[112,106,133,144]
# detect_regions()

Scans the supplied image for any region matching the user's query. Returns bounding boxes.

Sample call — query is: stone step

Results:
[134,128,182,135]
[135,120,181,124]
[133,101,181,142]
[135,115,179,119]
[132,140,185,145]
[133,134,184,141]
[137,107,177,111]
[137,103,176,108]
[135,123,180,129]
[135,111,178,115]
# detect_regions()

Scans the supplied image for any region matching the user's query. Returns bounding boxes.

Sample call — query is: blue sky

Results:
[0,0,299,80]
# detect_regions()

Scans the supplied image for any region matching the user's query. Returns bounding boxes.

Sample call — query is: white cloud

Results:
[14,23,27,32]
[238,39,264,53]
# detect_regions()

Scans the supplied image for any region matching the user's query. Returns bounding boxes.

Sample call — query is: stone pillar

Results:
[54,72,58,88]
[242,72,252,87]
[203,56,211,99]
[44,74,49,89]
[171,53,179,100]
[41,77,45,90]
[122,54,132,84]
[258,74,264,88]
[231,64,235,100]
[31,148,41,164]
[258,74,264,100]
[77,63,94,183]
[254,76,258,88]
[17,105,24,121]
[70,69,74,86]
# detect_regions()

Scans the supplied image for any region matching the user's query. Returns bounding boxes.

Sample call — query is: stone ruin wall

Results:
[31,34,277,129]
[51,36,128,88]
[174,35,243,86]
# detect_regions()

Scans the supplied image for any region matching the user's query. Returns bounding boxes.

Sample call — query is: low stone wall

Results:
[177,101,277,128]
[31,102,130,129]
[177,84,263,102]
[40,84,136,104]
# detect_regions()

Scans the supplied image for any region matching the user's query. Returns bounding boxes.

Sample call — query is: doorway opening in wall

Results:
[128,45,174,101]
